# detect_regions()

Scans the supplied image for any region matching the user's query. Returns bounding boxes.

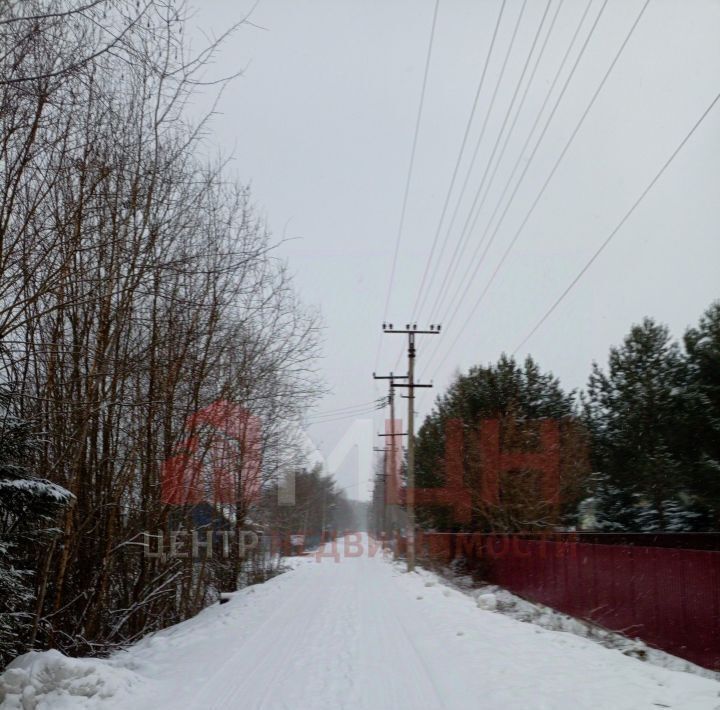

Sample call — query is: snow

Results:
[0,477,73,502]
[423,567,720,681]
[2,535,720,709]
[0,650,139,709]
[474,592,498,611]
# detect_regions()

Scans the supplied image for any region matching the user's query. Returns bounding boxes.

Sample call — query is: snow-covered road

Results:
[2,535,719,709]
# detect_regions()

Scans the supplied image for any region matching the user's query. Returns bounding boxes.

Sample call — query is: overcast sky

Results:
[188,0,720,499]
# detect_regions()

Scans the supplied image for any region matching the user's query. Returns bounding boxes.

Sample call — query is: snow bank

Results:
[0,649,141,709]
[419,564,720,682]
[474,592,498,611]
[0,564,297,709]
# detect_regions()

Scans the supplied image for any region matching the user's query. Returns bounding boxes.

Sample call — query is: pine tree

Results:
[0,387,72,667]
[584,318,700,531]
[415,355,588,532]
[684,301,720,528]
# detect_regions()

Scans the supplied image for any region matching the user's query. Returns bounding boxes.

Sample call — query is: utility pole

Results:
[381,323,440,572]
[373,372,408,538]
[320,485,327,543]
[372,446,390,535]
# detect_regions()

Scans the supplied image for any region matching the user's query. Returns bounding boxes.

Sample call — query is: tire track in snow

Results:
[188,562,321,709]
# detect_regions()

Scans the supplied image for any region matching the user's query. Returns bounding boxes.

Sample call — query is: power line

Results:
[305,406,384,426]
[418,0,597,378]
[421,0,645,381]
[391,0,522,376]
[512,88,720,355]
[427,0,610,349]
[410,0,508,322]
[413,0,529,333]
[306,400,385,419]
[307,399,384,418]
[426,0,552,324]
[427,0,565,324]
[376,0,441,373]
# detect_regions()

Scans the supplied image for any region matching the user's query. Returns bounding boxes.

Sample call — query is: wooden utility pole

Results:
[373,372,408,537]
[373,446,389,534]
[381,324,440,572]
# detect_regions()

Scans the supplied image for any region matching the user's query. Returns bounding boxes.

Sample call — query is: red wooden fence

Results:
[409,533,720,671]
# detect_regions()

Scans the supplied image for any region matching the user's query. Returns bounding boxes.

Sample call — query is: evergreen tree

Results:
[0,387,72,667]
[415,355,588,532]
[584,318,700,531]
[683,301,720,528]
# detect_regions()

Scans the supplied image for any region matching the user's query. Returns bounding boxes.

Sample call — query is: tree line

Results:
[263,465,363,550]
[411,302,720,534]
[0,1,323,667]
